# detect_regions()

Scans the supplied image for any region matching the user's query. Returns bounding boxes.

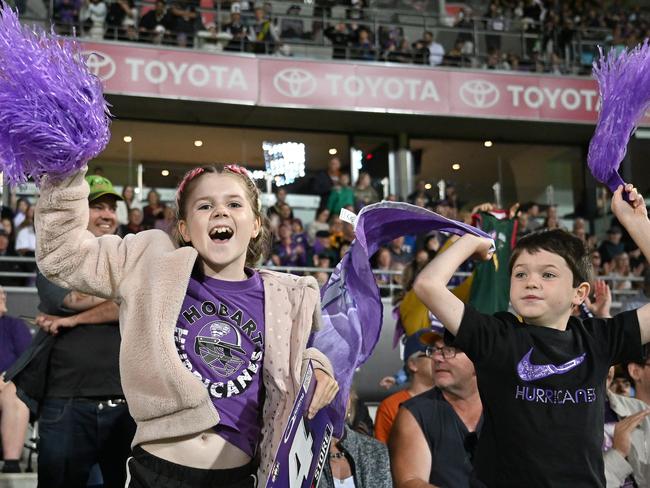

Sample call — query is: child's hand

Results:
[462,234,494,261]
[307,369,339,419]
[612,184,648,227]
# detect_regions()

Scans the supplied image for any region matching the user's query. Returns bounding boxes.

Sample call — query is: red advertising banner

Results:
[80,41,650,125]
[258,58,450,114]
[447,71,601,122]
[81,41,258,104]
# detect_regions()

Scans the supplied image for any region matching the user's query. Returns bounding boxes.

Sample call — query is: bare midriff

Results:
[140,429,252,469]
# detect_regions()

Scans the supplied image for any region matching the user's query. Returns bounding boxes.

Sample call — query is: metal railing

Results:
[16,0,619,76]
[2,256,643,308]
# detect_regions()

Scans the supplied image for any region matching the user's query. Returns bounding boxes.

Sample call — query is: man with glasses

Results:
[604,345,650,487]
[389,336,482,488]
[374,329,436,444]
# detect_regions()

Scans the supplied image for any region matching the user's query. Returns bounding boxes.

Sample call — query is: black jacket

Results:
[5,329,55,417]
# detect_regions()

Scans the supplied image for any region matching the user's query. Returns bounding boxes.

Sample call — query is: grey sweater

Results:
[320,426,393,488]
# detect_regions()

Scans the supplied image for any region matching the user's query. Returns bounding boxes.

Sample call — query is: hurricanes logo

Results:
[195,321,245,377]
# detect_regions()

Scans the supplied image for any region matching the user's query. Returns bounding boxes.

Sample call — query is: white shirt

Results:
[81,1,107,25]
[334,477,356,488]
[15,226,36,252]
[13,212,25,229]
[429,41,445,66]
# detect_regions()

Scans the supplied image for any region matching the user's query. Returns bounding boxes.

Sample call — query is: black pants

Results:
[126,446,257,488]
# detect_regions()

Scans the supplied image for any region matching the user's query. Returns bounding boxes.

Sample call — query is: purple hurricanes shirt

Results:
[175,268,265,457]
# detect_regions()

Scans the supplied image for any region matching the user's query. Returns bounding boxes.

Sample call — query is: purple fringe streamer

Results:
[588,41,650,193]
[0,3,110,185]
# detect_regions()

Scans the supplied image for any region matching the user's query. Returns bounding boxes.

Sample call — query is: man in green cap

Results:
[8,174,136,488]
[84,175,124,237]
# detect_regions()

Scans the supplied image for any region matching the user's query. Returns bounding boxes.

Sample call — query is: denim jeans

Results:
[37,398,136,488]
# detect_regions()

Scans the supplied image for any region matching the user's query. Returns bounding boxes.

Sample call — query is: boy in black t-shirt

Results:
[413,183,650,488]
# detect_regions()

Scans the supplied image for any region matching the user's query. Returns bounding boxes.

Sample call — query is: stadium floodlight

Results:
[262,141,306,187]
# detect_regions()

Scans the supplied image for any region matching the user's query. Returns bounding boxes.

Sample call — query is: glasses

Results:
[426,346,457,359]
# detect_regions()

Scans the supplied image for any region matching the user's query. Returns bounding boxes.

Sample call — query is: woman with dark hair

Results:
[142,189,166,229]
[116,185,141,225]
[12,198,29,229]
[354,172,379,209]
[307,208,331,246]
[14,206,35,256]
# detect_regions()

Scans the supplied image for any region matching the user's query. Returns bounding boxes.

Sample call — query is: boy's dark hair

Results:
[509,229,592,287]
[623,344,650,387]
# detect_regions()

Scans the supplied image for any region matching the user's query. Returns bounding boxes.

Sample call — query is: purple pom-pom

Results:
[588,41,650,194]
[0,3,110,185]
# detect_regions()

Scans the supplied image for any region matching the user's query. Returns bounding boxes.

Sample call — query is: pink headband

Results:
[225,165,263,212]
[175,165,261,211]
[175,167,205,206]
[224,164,252,179]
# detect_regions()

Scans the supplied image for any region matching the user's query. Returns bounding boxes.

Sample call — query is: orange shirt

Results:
[374,389,412,443]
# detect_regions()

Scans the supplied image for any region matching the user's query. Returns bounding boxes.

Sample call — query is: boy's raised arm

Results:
[612,184,650,344]
[413,234,493,336]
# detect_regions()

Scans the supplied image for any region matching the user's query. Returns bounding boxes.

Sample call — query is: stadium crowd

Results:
[42,0,650,74]
[3,0,650,484]
[1,159,650,487]
[0,156,647,299]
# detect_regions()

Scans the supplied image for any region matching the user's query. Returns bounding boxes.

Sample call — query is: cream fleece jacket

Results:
[35,169,333,485]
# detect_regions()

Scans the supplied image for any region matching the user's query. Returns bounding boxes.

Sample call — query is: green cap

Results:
[85,175,123,202]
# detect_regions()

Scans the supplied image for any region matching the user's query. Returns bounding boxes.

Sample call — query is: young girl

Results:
[35,164,338,488]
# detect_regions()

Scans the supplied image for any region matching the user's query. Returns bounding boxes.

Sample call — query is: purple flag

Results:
[310,202,494,437]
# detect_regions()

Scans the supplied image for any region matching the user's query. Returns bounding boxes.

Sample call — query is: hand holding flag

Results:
[310,202,494,437]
